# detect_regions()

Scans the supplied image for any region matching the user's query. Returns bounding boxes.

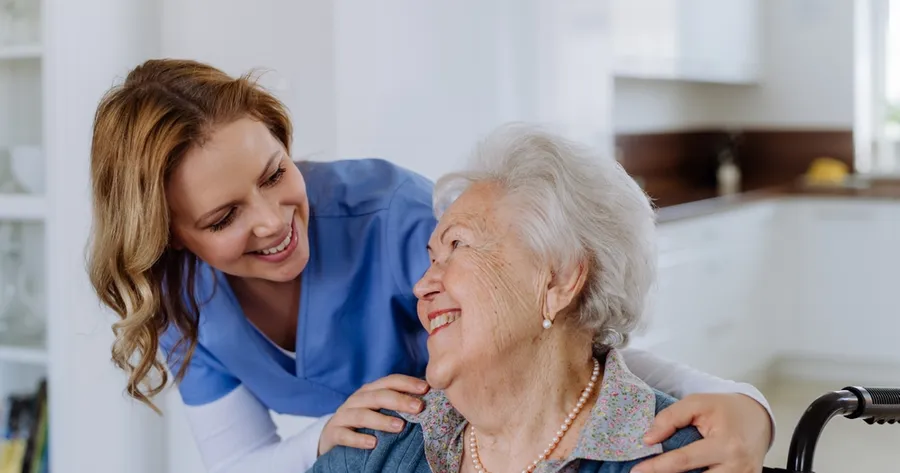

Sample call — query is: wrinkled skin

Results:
[414,182,549,392]
[413,182,593,436]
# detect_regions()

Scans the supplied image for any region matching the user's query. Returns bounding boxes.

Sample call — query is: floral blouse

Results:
[397,349,665,473]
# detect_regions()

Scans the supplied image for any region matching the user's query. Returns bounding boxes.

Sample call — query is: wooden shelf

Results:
[0,44,42,60]
[0,343,47,366]
[0,194,46,220]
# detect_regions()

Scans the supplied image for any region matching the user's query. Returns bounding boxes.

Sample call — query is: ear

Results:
[545,260,589,322]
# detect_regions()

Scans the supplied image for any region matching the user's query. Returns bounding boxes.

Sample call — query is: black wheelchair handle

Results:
[843,386,900,424]
[773,386,900,473]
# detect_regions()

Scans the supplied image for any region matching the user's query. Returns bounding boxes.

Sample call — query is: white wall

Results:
[331,0,524,179]
[45,0,167,471]
[613,0,856,133]
[160,0,337,162]
[161,0,614,182]
[613,79,713,133]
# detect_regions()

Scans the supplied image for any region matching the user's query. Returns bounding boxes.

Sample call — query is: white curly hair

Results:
[432,123,657,348]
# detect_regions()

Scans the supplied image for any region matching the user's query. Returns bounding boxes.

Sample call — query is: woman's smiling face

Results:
[413,182,547,390]
[166,117,311,282]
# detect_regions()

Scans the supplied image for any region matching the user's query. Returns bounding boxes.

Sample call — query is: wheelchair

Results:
[762,386,899,473]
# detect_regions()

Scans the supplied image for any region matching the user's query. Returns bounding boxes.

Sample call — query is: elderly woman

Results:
[311,125,710,473]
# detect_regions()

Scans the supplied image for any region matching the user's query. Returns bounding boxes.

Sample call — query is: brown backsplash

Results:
[614,129,854,208]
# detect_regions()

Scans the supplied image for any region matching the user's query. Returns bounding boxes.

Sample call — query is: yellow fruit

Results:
[805,157,848,185]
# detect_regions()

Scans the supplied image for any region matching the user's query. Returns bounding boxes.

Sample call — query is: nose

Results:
[413,263,443,301]
[251,196,283,238]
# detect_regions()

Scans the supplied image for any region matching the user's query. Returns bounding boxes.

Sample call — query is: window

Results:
[857,0,900,174]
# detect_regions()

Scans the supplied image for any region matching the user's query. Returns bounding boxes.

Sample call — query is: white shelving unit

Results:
[41,0,168,472]
[0,6,50,473]
[0,0,47,414]
[0,43,41,60]
[4,1,170,472]
[0,343,47,365]
[0,194,46,220]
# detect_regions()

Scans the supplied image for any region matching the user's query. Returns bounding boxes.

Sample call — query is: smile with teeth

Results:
[430,311,460,332]
[255,225,293,255]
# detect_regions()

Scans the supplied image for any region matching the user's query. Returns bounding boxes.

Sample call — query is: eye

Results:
[209,208,237,232]
[451,240,465,249]
[262,166,286,188]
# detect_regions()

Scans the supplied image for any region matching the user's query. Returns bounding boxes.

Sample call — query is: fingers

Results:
[344,387,424,415]
[322,408,408,453]
[643,396,703,445]
[633,439,716,473]
[358,374,429,395]
[329,428,378,450]
[319,375,430,455]
[334,407,407,434]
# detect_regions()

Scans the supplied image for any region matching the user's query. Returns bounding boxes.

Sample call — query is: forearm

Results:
[206,420,330,473]
[183,385,331,473]
[620,346,775,430]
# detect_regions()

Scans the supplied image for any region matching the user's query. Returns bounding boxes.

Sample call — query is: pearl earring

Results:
[542,319,553,329]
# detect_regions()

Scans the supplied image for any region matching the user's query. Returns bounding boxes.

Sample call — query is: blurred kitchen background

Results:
[0,0,897,472]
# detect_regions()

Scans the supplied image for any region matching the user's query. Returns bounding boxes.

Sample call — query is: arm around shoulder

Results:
[182,385,333,473]
[619,346,774,429]
[161,331,331,472]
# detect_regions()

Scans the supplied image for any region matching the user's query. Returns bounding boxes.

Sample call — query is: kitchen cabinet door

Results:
[790,200,900,363]
[647,204,774,380]
[610,0,760,84]
[609,0,680,79]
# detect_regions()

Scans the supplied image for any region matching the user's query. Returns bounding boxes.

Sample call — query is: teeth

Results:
[257,226,293,255]
[429,312,460,332]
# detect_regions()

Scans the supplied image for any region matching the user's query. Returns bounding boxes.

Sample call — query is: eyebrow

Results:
[196,151,282,225]
[425,223,459,252]
[257,151,283,182]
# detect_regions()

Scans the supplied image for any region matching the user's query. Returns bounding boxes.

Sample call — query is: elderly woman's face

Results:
[413,182,546,390]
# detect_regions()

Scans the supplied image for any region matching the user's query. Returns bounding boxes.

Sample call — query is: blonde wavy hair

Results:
[88,58,292,412]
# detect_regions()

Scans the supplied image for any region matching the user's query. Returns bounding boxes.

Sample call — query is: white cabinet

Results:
[636,202,775,383]
[610,0,761,84]
[638,197,900,388]
[784,199,900,363]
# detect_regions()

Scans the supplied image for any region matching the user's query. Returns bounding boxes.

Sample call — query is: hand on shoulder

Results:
[318,374,430,456]
[634,393,771,473]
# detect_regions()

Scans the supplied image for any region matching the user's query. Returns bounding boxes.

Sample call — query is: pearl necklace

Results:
[467,358,601,473]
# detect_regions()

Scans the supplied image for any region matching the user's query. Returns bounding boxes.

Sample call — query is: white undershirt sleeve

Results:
[182,385,331,473]
[620,346,776,446]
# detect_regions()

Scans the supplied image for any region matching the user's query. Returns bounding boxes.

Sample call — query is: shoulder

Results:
[310,410,430,473]
[591,391,705,473]
[584,390,706,473]
[651,390,704,451]
[297,158,434,218]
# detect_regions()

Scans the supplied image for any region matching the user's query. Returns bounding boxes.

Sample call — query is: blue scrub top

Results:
[160,158,436,417]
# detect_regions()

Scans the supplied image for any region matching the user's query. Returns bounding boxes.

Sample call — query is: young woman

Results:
[87,58,774,473]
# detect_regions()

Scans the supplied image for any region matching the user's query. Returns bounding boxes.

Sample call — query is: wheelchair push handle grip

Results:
[781,386,899,472]
[843,386,900,424]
